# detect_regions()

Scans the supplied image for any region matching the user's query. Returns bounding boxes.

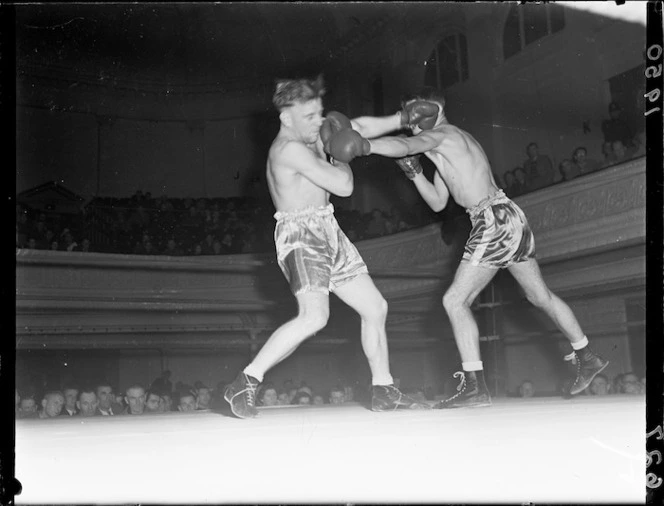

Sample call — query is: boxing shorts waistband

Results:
[274,203,335,222]
[466,189,509,220]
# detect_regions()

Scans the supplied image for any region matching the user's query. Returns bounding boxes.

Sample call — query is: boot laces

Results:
[244,375,258,406]
[440,371,466,404]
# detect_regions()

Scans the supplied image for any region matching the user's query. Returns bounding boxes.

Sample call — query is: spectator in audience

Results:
[61,386,79,416]
[80,238,92,252]
[258,383,279,407]
[195,385,213,410]
[123,384,147,415]
[523,142,554,191]
[558,159,578,182]
[329,386,346,405]
[200,234,216,255]
[39,391,65,419]
[95,383,123,416]
[220,231,236,254]
[617,372,644,395]
[17,397,39,419]
[611,140,634,164]
[588,373,610,396]
[144,390,163,413]
[612,373,624,395]
[502,169,517,197]
[177,391,197,412]
[366,209,389,238]
[313,394,325,405]
[50,240,60,251]
[76,389,99,417]
[518,380,535,398]
[159,392,174,412]
[571,146,600,176]
[600,141,617,168]
[512,167,528,196]
[150,370,173,395]
[161,237,184,256]
[602,101,634,148]
[632,128,646,157]
[277,392,291,405]
[293,391,312,405]
[212,239,223,255]
[387,206,411,234]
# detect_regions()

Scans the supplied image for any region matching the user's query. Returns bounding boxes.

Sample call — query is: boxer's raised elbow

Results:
[338,176,354,197]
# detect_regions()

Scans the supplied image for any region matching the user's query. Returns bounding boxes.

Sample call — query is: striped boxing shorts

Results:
[461,189,536,269]
[273,203,369,295]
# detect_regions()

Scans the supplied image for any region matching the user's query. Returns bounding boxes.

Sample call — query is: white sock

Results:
[242,365,264,383]
[462,361,483,372]
[571,336,589,350]
[372,373,395,386]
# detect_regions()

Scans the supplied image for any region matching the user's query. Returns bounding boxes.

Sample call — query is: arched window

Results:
[503,4,565,60]
[424,32,469,89]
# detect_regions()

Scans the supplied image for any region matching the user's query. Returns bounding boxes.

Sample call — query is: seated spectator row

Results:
[514,372,645,398]
[16,188,444,257]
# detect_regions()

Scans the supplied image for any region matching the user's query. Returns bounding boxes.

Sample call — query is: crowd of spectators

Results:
[16,368,417,420]
[16,190,441,257]
[513,371,645,398]
[499,101,644,198]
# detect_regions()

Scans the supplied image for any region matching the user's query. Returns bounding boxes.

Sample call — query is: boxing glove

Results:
[320,111,353,151]
[328,129,371,163]
[400,101,440,130]
[395,155,423,179]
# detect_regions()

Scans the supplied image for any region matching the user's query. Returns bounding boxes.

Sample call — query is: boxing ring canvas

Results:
[15,395,644,504]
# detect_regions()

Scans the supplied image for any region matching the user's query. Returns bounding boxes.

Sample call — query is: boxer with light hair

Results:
[347,86,608,408]
[224,75,429,419]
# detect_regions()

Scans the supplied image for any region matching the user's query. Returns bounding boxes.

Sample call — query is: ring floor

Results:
[15,395,645,504]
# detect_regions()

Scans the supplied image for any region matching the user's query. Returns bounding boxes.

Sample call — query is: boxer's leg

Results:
[434,261,497,409]
[225,291,330,419]
[507,258,608,395]
[334,273,430,410]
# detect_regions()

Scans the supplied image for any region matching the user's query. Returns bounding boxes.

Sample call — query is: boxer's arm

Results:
[281,141,354,197]
[412,169,450,212]
[350,112,402,139]
[369,131,443,158]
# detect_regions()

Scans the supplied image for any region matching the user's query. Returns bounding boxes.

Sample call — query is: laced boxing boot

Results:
[567,346,609,396]
[434,370,492,409]
[371,384,432,411]
[224,372,260,419]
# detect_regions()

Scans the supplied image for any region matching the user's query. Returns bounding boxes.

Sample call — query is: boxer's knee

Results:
[525,287,553,309]
[298,305,329,333]
[443,288,471,314]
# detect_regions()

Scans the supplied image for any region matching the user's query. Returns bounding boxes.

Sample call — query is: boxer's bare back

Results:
[412,123,499,209]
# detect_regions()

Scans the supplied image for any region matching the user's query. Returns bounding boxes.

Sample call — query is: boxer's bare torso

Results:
[266,135,330,213]
[421,123,499,209]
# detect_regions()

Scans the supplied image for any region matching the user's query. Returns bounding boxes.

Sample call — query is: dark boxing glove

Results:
[395,155,423,180]
[319,111,353,151]
[328,129,371,163]
[400,101,440,130]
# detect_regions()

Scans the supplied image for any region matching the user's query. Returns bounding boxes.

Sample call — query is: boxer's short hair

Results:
[273,74,326,111]
[401,86,446,110]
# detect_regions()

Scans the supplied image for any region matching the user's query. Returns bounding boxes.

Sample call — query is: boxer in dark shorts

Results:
[357,86,608,408]
[462,189,536,269]
[274,203,368,295]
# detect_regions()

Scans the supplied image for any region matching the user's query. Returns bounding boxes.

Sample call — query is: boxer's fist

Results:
[395,155,423,179]
[400,101,440,130]
[320,111,353,150]
[328,129,370,163]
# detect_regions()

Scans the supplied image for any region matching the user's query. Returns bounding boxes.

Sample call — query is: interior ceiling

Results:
[15,3,406,87]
